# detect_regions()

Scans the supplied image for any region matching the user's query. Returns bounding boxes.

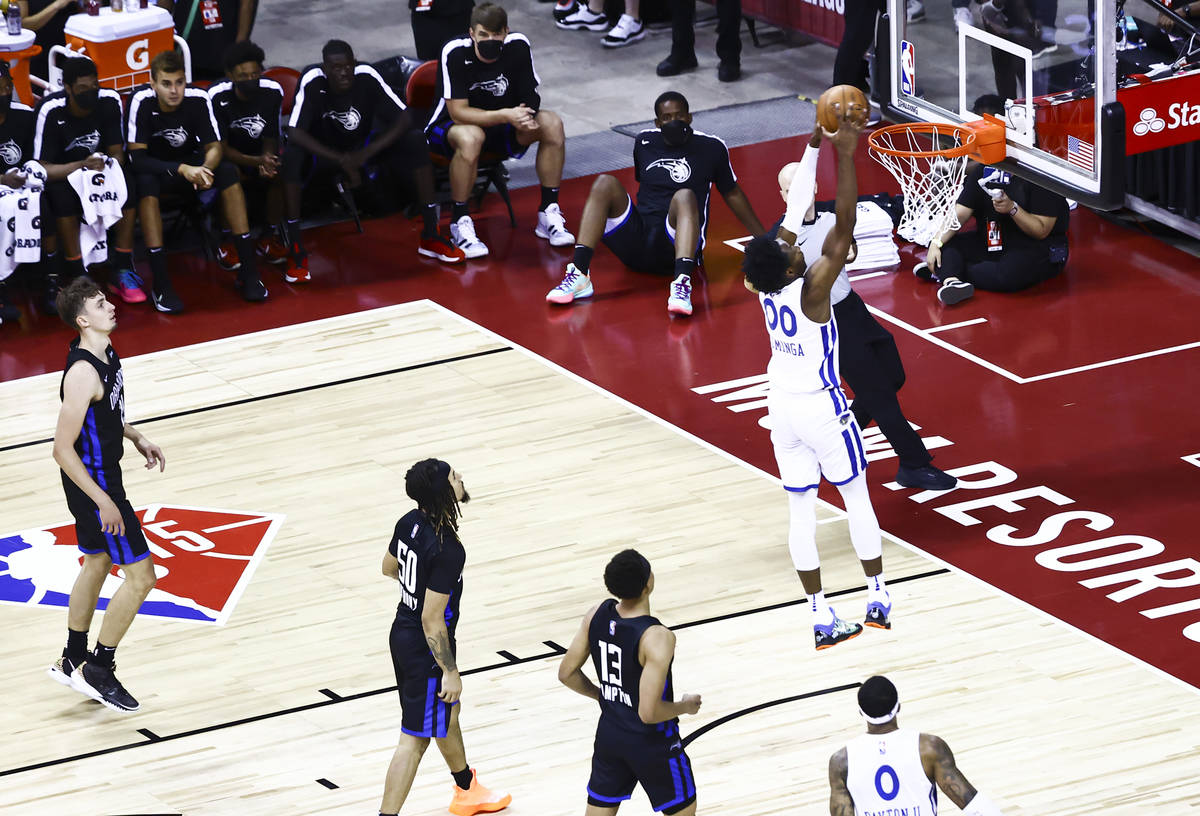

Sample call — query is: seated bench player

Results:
[127,49,267,312]
[0,59,37,323]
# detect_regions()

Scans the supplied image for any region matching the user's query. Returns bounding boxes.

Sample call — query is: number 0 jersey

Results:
[387,508,465,638]
[588,598,676,735]
[845,728,937,816]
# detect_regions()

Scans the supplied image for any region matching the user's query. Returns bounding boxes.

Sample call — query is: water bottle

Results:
[5,0,20,36]
[112,0,125,11]
[139,0,149,8]
[85,0,100,15]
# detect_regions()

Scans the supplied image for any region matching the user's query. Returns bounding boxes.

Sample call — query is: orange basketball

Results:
[816,85,870,133]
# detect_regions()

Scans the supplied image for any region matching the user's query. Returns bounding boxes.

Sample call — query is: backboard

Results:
[879,0,1128,208]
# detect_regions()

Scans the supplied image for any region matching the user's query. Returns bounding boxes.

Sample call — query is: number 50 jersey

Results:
[588,598,676,734]
[387,508,465,638]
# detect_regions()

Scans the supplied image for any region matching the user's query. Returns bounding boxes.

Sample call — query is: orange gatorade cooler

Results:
[0,28,39,105]
[63,5,175,91]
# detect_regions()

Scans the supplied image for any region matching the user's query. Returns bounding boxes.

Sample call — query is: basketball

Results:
[816,85,870,133]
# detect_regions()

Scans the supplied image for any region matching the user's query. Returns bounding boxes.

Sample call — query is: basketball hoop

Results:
[867,117,1006,247]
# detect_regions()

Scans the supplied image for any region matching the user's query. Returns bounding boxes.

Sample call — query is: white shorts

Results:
[768,387,867,491]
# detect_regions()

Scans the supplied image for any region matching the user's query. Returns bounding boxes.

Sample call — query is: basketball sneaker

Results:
[70,661,140,713]
[556,4,607,30]
[546,263,593,304]
[865,598,892,630]
[257,235,290,264]
[602,14,645,47]
[419,233,467,263]
[451,215,489,259]
[534,203,575,246]
[912,261,936,282]
[937,276,975,305]
[449,769,511,816]
[152,282,184,314]
[907,0,925,22]
[109,268,148,304]
[895,464,956,490]
[814,612,863,650]
[47,654,78,688]
[238,273,269,302]
[217,243,241,271]
[667,274,693,316]
[553,0,580,23]
[283,255,311,283]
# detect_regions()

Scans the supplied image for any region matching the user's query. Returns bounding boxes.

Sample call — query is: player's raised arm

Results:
[557,602,603,701]
[636,626,701,724]
[801,112,861,323]
[827,748,855,816]
[778,130,823,244]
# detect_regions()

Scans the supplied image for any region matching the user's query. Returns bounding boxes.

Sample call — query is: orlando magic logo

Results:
[647,157,692,183]
[66,129,101,155]
[469,74,509,97]
[231,114,267,139]
[324,106,362,131]
[154,126,190,148]
[0,139,20,167]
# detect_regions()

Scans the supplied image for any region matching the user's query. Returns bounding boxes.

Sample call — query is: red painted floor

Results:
[6,134,1200,689]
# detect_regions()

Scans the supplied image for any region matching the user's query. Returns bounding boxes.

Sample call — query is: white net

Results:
[868,125,972,248]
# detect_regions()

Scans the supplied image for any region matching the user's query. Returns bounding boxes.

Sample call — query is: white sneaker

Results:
[907,0,925,22]
[556,4,607,30]
[535,203,575,246]
[546,263,593,304]
[666,273,693,316]
[953,6,973,27]
[602,14,645,47]
[450,215,489,259]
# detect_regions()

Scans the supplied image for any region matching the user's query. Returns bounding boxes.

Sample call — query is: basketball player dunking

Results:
[378,459,510,816]
[829,676,1005,816]
[742,110,892,650]
[558,549,702,815]
[49,277,166,713]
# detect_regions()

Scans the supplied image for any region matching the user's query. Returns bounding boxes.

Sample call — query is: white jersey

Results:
[794,211,852,306]
[845,729,937,816]
[758,273,843,398]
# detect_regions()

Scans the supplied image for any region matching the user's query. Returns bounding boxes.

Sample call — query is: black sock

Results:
[91,642,116,668]
[65,628,88,666]
[674,257,696,279]
[571,244,593,275]
[234,232,257,280]
[149,247,169,291]
[220,228,232,243]
[540,185,559,211]
[112,248,134,273]
[286,218,305,257]
[451,767,473,790]
[65,256,86,280]
[451,201,469,221]
[421,203,438,239]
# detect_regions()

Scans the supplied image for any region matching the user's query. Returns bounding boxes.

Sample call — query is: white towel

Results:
[67,155,128,267]
[0,161,47,281]
[846,201,901,272]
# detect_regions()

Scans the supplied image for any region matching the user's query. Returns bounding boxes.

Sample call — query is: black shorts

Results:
[136,158,239,199]
[587,720,697,813]
[63,482,149,565]
[389,620,457,738]
[426,119,529,161]
[600,200,678,275]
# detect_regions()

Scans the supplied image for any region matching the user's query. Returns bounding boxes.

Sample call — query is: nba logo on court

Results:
[900,40,915,97]
[0,504,284,625]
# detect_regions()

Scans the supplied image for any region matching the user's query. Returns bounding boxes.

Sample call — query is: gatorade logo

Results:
[127,38,150,71]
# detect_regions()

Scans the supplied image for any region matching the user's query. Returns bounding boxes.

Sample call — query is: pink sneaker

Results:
[109,269,147,304]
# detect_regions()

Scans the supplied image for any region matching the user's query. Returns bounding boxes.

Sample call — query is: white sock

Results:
[810,590,833,625]
[868,572,889,602]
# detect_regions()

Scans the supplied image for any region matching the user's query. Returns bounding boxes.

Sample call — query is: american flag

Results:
[1066,135,1095,172]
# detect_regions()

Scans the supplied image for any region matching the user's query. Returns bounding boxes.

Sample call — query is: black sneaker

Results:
[912,261,936,282]
[41,274,62,316]
[71,661,140,713]
[657,53,698,77]
[937,277,974,305]
[238,274,269,303]
[152,285,185,314]
[865,599,892,630]
[814,613,863,651]
[0,298,19,326]
[896,464,957,490]
[717,61,741,82]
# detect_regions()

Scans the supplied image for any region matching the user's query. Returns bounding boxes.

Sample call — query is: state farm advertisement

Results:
[1121,69,1200,154]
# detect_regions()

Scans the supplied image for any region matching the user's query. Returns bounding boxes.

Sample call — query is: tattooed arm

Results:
[421,588,461,703]
[828,748,856,816]
[922,733,979,809]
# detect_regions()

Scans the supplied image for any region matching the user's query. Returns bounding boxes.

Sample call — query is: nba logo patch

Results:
[0,504,283,625]
[900,40,916,97]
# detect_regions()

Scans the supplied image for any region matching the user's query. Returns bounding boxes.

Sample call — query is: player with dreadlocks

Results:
[378,458,511,816]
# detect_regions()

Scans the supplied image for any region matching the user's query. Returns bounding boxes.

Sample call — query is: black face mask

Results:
[661,118,692,147]
[476,38,503,61]
[74,89,99,111]
[235,79,260,99]
[0,95,10,116]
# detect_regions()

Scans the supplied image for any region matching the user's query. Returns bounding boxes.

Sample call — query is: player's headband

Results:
[859,701,899,724]
[435,459,451,487]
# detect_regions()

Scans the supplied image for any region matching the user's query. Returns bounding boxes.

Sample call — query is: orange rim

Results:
[867,122,978,159]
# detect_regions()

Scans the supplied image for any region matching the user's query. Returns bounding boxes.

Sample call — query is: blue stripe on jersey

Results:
[818,326,833,388]
[681,750,696,798]
[662,758,685,810]
[423,677,437,735]
[82,412,126,561]
[841,429,860,480]
[587,787,630,803]
[850,423,867,470]
[784,482,820,493]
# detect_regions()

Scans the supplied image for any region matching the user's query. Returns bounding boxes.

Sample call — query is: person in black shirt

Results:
[427,3,572,260]
[379,459,511,816]
[410,0,475,61]
[558,549,702,816]
[20,0,78,80]
[207,40,289,267]
[0,60,36,325]
[546,90,765,318]
[915,163,1070,305]
[49,276,166,714]
[35,58,142,305]
[128,49,266,311]
[170,0,257,81]
[283,39,464,283]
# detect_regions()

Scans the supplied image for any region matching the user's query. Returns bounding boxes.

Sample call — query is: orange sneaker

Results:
[448,769,511,816]
[217,243,241,271]
[283,254,310,284]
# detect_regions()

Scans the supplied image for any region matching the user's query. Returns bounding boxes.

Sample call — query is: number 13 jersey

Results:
[588,598,676,735]
[845,728,937,816]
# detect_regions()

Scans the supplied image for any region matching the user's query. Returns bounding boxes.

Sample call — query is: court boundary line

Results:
[681,682,861,749]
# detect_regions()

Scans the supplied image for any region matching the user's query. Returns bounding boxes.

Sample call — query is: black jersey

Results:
[173,0,241,78]
[28,0,72,78]
[207,78,284,156]
[589,598,676,735]
[126,86,220,161]
[0,104,35,173]
[288,64,406,151]
[957,164,1070,249]
[633,128,737,249]
[388,508,465,638]
[34,89,125,165]
[426,33,541,130]
[59,339,126,501]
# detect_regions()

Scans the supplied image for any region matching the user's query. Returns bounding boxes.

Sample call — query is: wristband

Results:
[1009,203,1019,216]
[931,238,943,248]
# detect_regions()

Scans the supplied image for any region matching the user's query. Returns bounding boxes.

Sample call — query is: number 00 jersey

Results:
[759,275,843,397]
[845,728,937,816]
[387,508,465,638]
[588,598,676,735]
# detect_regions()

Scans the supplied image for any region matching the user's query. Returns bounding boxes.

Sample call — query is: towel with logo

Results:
[0,160,47,281]
[67,155,128,267]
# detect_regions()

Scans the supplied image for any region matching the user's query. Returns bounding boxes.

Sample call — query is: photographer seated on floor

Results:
[914,163,1070,305]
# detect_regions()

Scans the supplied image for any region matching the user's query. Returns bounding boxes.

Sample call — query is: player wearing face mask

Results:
[546,90,765,317]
